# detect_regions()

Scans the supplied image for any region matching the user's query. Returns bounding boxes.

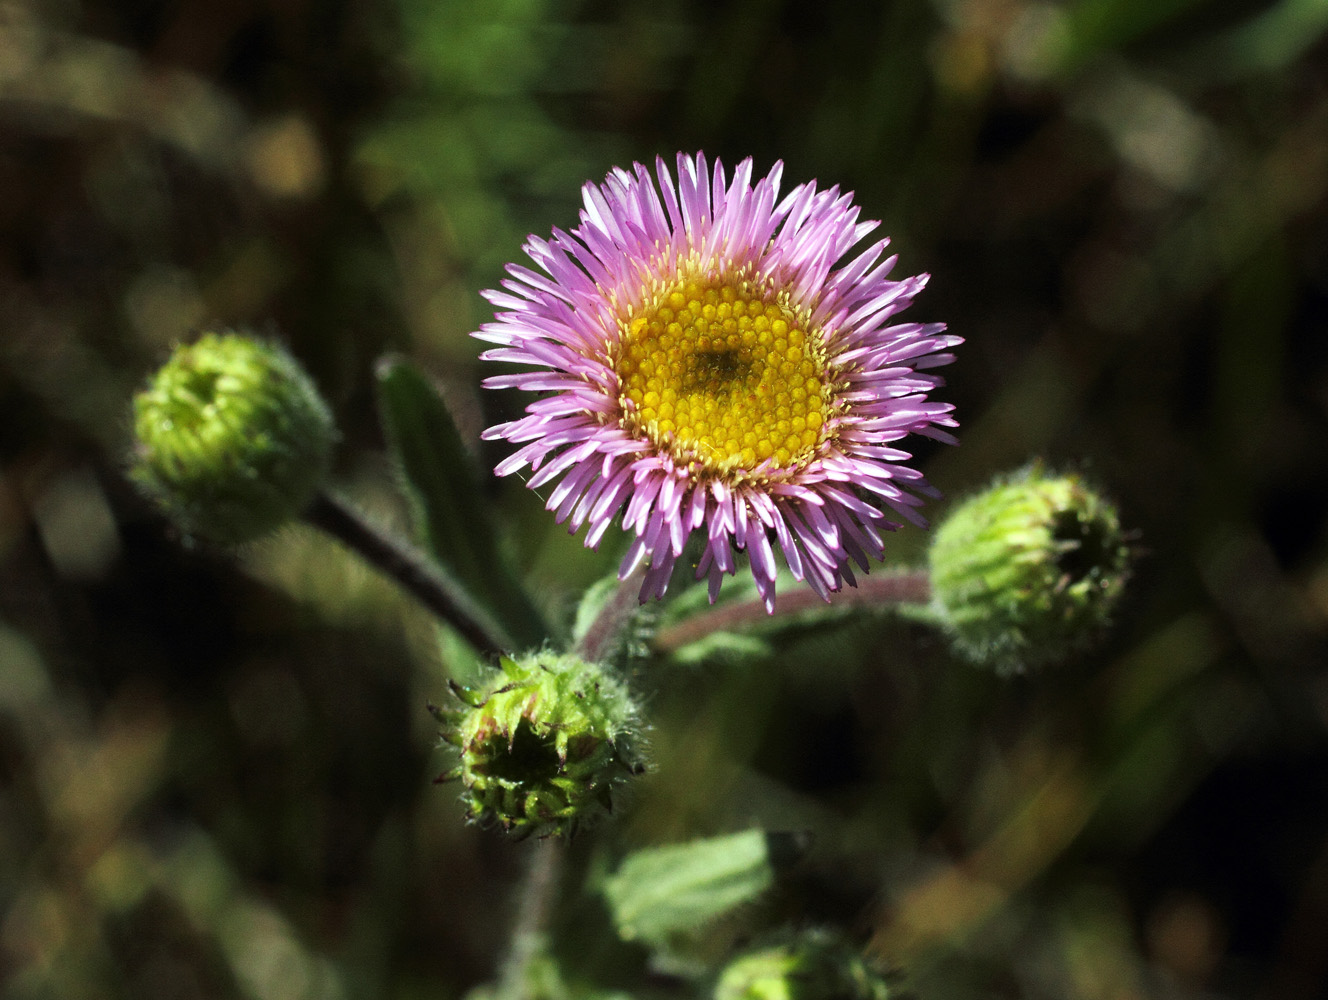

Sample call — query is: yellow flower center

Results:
[616,277,834,475]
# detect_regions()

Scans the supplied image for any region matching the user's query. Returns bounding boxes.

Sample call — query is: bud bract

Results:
[714,930,893,1000]
[928,466,1131,673]
[435,652,645,838]
[130,331,336,544]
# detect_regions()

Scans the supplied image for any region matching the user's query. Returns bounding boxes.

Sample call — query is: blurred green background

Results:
[2,0,1328,997]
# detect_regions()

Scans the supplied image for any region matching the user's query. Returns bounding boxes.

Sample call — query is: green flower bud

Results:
[432,652,646,839]
[714,930,893,1000]
[130,331,336,544]
[928,465,1132,674]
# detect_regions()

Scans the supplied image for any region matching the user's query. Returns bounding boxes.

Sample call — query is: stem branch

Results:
[653,569,932,653]
[303,490,511,658]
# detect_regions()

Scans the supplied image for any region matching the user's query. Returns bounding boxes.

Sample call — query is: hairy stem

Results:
[653,568,932,653]
[575,565,648,662]
[303,490,511,658]
[497,838,565,1000]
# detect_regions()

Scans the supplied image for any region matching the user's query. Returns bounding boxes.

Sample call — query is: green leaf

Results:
[601,830,806,949]
[375,356,548,649]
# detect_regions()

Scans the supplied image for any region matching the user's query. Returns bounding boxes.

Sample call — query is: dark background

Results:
[2,0,1327,997]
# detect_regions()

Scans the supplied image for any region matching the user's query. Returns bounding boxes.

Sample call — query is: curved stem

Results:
[303,490,512,659]
[653,568,932,654]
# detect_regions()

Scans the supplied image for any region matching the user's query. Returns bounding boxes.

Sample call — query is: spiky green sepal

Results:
[130,330,336,544]
[438,652,646,838]
[928,464,1132,674]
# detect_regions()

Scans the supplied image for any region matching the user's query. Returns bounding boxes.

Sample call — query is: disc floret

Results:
[617,274,835,479]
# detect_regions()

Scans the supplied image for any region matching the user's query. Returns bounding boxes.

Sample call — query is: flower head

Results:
[478,153,959,610]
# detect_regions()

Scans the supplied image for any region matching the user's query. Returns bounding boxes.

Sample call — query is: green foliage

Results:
[713,930,893,1000]
[601,830,805,952]
[355,0,619,297]
[376,355,549,648]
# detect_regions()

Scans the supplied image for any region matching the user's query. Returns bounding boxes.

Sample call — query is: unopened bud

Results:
[130,331,336,544]
[434,652,645,838]
[928,465,1131,674]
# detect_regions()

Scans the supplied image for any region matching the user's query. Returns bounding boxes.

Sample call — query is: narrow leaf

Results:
[376,356,548,648]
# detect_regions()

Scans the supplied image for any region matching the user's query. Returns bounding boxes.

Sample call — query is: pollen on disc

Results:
[617,278,832,474]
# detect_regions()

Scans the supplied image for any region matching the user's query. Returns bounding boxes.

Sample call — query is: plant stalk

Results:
[574,565,648,662]
[303,490,512,658]
[653,568,932,653]
[496,838,565,1000]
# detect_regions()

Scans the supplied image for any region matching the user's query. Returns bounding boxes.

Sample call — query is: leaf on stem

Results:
[376,356,549,649]
[601,829,807,951]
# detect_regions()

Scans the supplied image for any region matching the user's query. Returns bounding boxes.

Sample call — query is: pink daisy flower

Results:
[476,153,960,612]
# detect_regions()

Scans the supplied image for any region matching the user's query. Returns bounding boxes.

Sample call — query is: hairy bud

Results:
[433,652,646,838]
[928,465,1131,674]
[130,331,336,544]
